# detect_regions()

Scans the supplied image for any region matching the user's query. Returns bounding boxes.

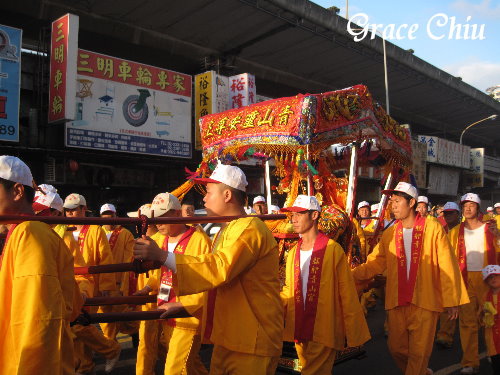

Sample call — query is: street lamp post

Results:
[459,114,498,144]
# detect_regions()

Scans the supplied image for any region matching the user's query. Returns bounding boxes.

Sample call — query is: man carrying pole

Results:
[352,182,468,375]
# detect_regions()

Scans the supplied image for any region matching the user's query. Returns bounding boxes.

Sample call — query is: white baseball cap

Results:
[371,203,380,212]
[357,201,370,210]
[494,203,500,208]
[151,192,181,217]
[127,203,153,218]
[443,202,460,212]
[253,196,266,204]
[461,193,481,205]
[35,184,57,199]
[269,205,281,213]
[487,207,493,212]
[63,193,88,210]
[482,265,500,280]
[382,181,418,200]
[100,203,117,215]
[0,155,34,187]
[33,191,63,213]
[282,195,321,212]
[417,196,429,204]
[194,163,248,192]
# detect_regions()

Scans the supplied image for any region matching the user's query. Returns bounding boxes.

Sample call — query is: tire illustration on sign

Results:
[122,88,151,127]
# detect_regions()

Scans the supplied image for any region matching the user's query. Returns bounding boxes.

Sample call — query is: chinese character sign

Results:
[229,73,256,109]
[48,13,78,123]
[194,71,229,150]
[0,24,21,142]
[66,49,192,158]
[466,147,484,188]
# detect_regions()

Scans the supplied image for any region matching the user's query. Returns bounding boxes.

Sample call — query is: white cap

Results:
[482,265,500,280]
[487,207,493,212]
[33,192,63,213]
[461,193,481,205]
[371,203,380,212]
[0,155,34,187]
[194,163,248,192]
[63,193,88,209]
[269,205,281,213]
[244,206,256,214]
[100,203,117,215]
[282,195,321,212]
[127,203,153,218]
[417,196,429,204]
[443,202,460,212]
[382,181,418,200]
[151,193,181,216]
[253,196,266,204]
[35,184,57,199]
[357,201,370,210]
[494,203,500,208]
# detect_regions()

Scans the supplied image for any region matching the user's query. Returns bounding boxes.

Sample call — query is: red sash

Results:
[457,222,497,287]
[362,219,372,228]
[0,224,18,271]
[157,226,196,308]
[293,232,329,342]
[108,228,122,251]
[486,290,500,354]
[77,225,91,255]
[395,214,426,307]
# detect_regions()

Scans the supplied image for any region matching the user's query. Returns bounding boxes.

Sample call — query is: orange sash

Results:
[77,225,91,255]
[293,232,329,342]
[486,290,500,354]
[395,214,425,307]
[457,222,497,287]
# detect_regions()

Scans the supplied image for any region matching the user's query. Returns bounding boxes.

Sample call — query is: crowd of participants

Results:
[0,154,499,375]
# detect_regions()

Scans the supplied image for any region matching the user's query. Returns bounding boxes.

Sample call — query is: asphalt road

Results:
[94,300,494,374]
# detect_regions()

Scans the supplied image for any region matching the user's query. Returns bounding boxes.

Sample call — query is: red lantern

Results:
[69,159,79,173]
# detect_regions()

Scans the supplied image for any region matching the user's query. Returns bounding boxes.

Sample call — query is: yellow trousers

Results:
[436,311,456,346]
[72,324,121,373]
[209,345,279,375]
[387,305,439,375]
[295,341,336,375]
[459,271,486,368]
[136,319,164,375]
[99,304,140,340]
[161,323,208,375]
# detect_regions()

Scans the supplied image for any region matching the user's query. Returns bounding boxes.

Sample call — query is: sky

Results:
[311,0,500,93]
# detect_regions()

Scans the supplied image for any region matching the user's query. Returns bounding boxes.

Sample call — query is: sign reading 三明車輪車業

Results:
[66,49,192,158]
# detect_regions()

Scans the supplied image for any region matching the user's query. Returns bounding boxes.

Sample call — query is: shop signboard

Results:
[66,49,192,158]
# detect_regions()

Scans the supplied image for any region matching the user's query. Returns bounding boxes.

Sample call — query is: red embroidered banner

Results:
[157,226,196,307]
[395,214,426,306]
[77,225,91,255]
[293,231,330,342]
[108,228,122,252]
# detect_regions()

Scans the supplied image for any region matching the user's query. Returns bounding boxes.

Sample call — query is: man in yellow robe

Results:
[281,195,370,374]
[128,204,166,375]
[99,203,138,340]
[435,201,462,349]
[134,164,283,375]
[0,155,76,375]
[352,182,468,375]
[448,193,500,374]
[142,192,210,375]
[64,193,120,374]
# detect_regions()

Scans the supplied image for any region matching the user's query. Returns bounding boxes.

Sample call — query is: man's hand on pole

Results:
[134,235,167,264]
